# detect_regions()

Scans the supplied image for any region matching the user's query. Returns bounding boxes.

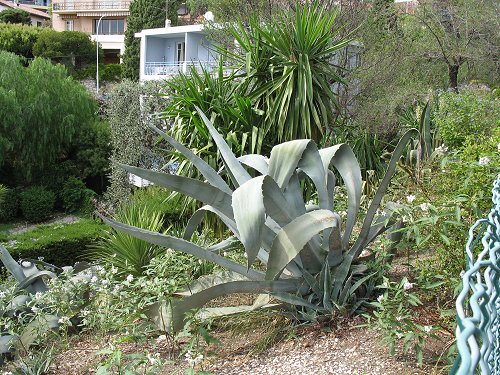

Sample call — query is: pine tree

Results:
[121,0,181,81]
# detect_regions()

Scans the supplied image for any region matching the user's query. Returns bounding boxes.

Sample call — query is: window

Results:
[37,21,42,27]
[176,42,185,63]
[65,20,74,31]
[94,19,125,35]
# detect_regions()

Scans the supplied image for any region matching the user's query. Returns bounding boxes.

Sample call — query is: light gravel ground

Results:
[208,325,429,375]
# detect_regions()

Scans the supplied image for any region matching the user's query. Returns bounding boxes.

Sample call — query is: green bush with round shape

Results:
[62,177,95,213]
[434,87,499,150]
[0,187,20,222]
[20,186,55,222]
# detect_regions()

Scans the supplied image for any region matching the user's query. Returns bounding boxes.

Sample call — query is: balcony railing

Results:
[144,61,219,76]
[53,1,131,11]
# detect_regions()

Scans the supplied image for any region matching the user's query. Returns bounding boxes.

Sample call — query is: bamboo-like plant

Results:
[102,107,417,332]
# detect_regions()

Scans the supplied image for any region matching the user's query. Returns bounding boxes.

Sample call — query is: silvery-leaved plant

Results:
[102,107,418,332]
[0,245,92,359]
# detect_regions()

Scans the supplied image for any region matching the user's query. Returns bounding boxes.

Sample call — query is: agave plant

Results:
[0,245,91,359]
[103,108,417,332]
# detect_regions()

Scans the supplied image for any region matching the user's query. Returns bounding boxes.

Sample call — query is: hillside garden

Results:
[0,1,499,374]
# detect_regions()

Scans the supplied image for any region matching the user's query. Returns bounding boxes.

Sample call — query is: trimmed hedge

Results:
[1,218,104,267]
[20,186,55,222]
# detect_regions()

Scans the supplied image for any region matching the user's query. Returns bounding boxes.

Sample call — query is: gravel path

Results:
[209,324,429,375]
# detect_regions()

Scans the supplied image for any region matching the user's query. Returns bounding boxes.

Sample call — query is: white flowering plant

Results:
[362,276,437,365]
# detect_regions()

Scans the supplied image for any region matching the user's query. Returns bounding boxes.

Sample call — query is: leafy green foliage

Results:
[32,29,96,71]
[75,63,122,82]
[1,218,103,267]
[0,23,44,58]
[0,187,18,222]
[434,87,499,150]
[128,186,186,225]
[219,2,348,144]
[0,52,97,184]
[90,203,165,277]
[71,121,112,190]
[122,0,181,81]
[19,187,55,223]
[363,277,437,365]
[105,80,167,206]
[0,8,31,25]
[61,177,95,214]
[0,245,94,360]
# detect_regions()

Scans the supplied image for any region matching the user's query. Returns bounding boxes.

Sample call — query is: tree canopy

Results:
[0,23,44,58]
[32,29,96,71]
[0,8,31,25]
[0,51,97,184]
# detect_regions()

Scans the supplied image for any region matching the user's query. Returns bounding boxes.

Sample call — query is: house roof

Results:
[135,24,204,38]
[0,0,50,19]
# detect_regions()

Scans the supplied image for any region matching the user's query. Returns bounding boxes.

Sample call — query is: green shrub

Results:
[62,177,95,213]
[32,29,96,71]
[434,87,499,149]
[19,186,55,222]
[129,187,185,225]
[74,63,122,82]
[0,23,43,59]
[0,187,19,222]
[1,218,103,266]
[102,64,121,81]
[0,8,31,25]
[90,203,165,276]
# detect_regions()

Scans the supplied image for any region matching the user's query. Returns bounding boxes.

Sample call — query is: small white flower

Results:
[126,274,134,283]
[423,325,432,333]
[478,156,490,166]
[0,291,6,298]
[31,306,39,313]
[396,316,403,322]
[34,292,43,300]
[434,144,448,155]
[377,295,384,303]
[420,202,430,212]
[402,215,408,223]
[381,210,387,217]
[156,334,167,343]
[404,281,414,290]
[406,194,416,203]
[90,276,98,283]
[58,316,70,324]
[147,353,160,365]
[460,269,465,278]
[111,266,118,274]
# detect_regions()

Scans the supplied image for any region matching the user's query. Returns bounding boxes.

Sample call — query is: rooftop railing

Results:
[52,1,131,11]
[144,61,219,76]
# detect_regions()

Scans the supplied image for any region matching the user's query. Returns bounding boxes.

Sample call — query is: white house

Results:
[135,23,218,82]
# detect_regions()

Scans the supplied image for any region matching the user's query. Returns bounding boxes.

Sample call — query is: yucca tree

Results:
[221,1,349,144]
[103,108,417,332]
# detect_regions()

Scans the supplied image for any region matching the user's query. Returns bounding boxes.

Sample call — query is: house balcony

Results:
[142,61,219,80]
[52,0,131,12]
